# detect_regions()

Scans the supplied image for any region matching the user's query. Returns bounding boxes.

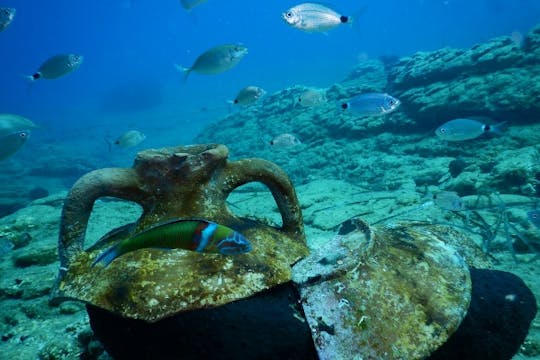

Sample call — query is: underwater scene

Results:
[1,0,540,359]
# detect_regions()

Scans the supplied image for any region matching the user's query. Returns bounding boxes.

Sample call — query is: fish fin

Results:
[488,121,508,135]
[226,100,235,114]
[467,115,492,123]
[174,64,191,82]
[349,5,367,34]
[103,136,113,153]
[92,244,121,267]
[22,72,41,82]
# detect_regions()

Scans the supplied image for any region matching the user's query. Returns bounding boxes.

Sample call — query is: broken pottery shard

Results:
[293,218,471,360]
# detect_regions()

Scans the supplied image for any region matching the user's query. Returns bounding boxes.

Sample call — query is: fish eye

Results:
[439,128,447,133]
[286,11,293,18]
[19,132,27,138]
[533,213,539,219]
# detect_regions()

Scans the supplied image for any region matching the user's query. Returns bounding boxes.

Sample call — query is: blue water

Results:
[1,0,539,166]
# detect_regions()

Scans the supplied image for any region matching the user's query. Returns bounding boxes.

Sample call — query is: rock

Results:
[13,245,57,268]
[448,157,469,178]
[28,187,49,200]
[490,146,540,195]
[387,25,540,127]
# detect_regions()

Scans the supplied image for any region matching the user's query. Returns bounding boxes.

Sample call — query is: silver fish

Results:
[296,88,327,107]
[270,133,302,148]
[433,191,465,211]
[0,7,15,32]
[527,210,540,230]
[180,0,207,10]
[435,118,506,142]
[115,130,146,148]
[28,54,84,81]
[282,3,350,33]
[232,86,266,105]
[0,130,29,161]
[341,93,401,116]
[176,44,248,81]
[0,114,37,137]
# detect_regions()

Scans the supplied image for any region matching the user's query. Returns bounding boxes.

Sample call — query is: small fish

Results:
[296,88,327,107]
[0,130,30,161]
[180,0,207,10]
[432,191,465,211]
[527,210,540,230]
[27,54,83,81]
[175,44,248,81]
[232,86,266,106]
[282,3,351,33]
[270,133,302,148]
[114,130,146,148]
[0,7,15,32]
[435,118,506,142]
[341,93,401,116]
[0,114,37,137]
[92,218,252,267]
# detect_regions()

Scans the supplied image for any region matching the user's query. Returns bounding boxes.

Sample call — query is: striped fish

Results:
[92,219,251,267]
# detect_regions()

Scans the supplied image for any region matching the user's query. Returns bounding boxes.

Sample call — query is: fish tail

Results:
[174,64,191,82]
[92,244,121,267]
[490,121,508,135]
[349,6,368,32]
[23,73,40,82]
[103,136,113,153]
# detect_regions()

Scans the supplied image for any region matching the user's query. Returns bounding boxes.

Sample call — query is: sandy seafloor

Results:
[2,28,540,359]
[0,178,539,359]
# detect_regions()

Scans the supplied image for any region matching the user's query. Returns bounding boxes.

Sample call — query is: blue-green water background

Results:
[1,0,539,168]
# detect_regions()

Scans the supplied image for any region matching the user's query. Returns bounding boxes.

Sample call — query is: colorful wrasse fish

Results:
[92,219,252,267]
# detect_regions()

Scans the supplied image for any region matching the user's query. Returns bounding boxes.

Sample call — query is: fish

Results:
[270,133,302,148]
[296,88,327,107]
[432,191,465,211]
[232,86,266,106]
[180,0,207,10]
[92,218,252,267]
[435,118,506,142]
[0,7,15,32]
[527,210,540,230]
[0,114,38,137]
[282,3,351,33]
[175,44,248,81]
[0,130,30,161]
[114,130,146,148]
[27,54,84,81]
[341,93,401,116]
